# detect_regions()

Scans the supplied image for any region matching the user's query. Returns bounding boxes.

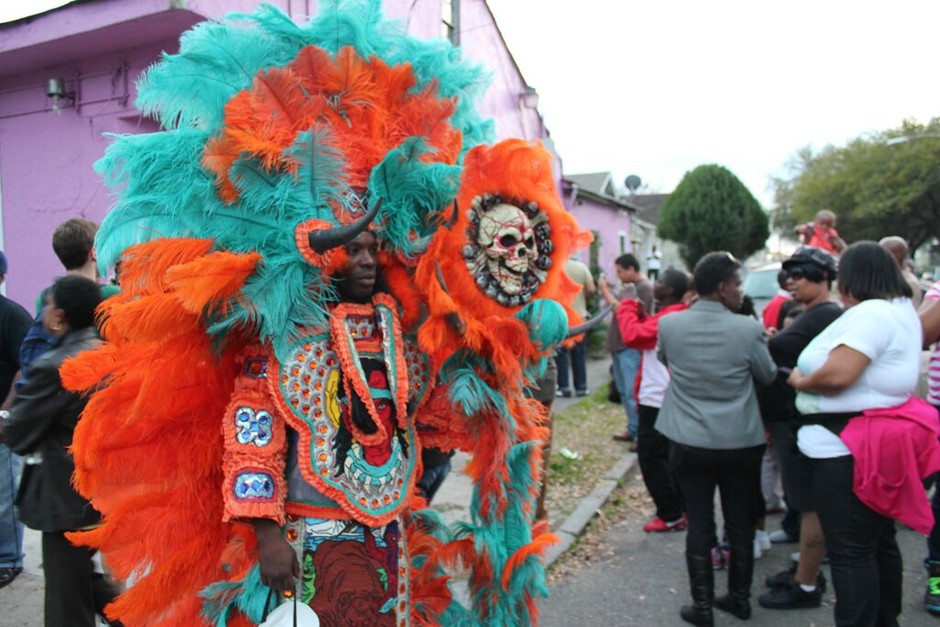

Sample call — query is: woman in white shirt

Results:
[788,241,918,627]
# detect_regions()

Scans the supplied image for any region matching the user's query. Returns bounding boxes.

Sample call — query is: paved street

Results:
[6,351,937,627]
[541,488,937,627]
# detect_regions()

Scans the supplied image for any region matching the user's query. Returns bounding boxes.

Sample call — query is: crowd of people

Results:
[3,3,939,627]
[3,196,940,627]
[3,218,940,627]
[0,219,124,625]
[578,212,940,626]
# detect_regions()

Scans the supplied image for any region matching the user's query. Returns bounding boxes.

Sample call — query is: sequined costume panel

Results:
[283,516,410,627]
[271,296,420,527]
[221,348,288,524]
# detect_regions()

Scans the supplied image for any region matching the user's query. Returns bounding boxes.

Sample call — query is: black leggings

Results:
[811,455,901,627]
[637,405,683,521]
[42,531,120,627]
[669,442,765,560]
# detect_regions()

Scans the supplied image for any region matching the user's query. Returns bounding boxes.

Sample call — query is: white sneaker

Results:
[768,529,797,543]
[754,538,764,559]
[756,530,772,552]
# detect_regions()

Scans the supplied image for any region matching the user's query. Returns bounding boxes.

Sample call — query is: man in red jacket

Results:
[616,268,690,532]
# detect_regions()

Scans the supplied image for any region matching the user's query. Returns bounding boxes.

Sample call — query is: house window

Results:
[589,230,601,276]
[441,0,459,45]
[618,231,627,254]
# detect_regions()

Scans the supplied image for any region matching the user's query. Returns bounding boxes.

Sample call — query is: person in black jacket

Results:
[0,251,34,589]
[0,275,121,627]
[758,247,841,611]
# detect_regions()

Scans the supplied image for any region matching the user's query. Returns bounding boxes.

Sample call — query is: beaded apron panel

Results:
[274,329,426,524]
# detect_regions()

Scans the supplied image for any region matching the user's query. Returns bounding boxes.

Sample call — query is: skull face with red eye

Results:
[463,193,553,307]
[478,203,538,295]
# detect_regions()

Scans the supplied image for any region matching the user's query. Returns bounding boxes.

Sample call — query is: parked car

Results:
[743,262,782,317]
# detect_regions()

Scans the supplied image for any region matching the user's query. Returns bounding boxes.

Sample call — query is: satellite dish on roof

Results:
[624,175,642,192]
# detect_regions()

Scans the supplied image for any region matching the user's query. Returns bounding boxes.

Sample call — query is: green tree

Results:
[658,164,769,268]
[772,118,940,252]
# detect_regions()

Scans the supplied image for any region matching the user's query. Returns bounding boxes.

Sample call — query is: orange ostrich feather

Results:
[203,46,461,207]
[64,239,259,626]
[406,140,583,625]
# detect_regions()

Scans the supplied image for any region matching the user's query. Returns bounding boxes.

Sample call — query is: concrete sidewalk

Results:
[4,356,633,626]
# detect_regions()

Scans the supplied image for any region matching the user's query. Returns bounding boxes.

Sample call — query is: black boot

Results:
[715,544,753,619]
[680,553,714,626]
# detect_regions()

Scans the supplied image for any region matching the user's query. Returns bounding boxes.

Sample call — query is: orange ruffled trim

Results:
[295,219,338,270]
[285,501,345,520]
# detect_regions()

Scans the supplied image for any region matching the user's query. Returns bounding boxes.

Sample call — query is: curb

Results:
[543,450,639,567]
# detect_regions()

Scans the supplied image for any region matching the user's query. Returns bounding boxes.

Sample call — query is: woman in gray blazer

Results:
[657,252,776,626]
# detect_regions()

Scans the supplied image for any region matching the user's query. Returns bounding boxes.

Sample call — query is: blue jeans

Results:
[0,444,23,569]
[611,348,640,438]
[556,338,587,394]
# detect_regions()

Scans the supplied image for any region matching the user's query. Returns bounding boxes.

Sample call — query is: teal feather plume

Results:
[369,137,461,256]
[283,128,349,222]
[200,564,270,625]
[137,12,296,130]
[94,129,221,271]
[515,299,569,351]
[304,0,389,56]
[234,3,315,50]
[440,353,512,422]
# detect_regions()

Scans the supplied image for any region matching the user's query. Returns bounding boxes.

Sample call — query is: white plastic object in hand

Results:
[259,599,320,627]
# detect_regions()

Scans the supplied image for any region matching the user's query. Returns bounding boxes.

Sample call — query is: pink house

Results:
[0,0,552,308]
[563,172,639,275]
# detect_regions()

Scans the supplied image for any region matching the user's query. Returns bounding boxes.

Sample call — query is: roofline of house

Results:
[562,179,639,213]
[482,1,531,91]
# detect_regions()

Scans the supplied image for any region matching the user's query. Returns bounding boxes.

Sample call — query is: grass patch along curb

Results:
[542,384,640,566]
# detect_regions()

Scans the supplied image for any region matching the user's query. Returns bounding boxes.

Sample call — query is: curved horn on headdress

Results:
[307,198,383,254]
[434,261,465,333]
[566,303,613,338]
[412,201,460,254]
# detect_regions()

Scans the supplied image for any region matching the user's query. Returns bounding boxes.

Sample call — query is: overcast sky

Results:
[488,0,940,207]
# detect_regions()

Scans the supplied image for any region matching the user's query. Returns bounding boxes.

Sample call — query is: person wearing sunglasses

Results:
[759,246,841,611]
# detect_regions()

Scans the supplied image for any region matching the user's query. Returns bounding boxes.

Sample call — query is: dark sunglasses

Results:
[787,265,826,282]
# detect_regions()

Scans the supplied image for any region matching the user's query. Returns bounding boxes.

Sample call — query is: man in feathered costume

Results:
[62,2,592,625]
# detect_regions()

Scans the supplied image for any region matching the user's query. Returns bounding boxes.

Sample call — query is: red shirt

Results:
[761,293,791,330]
[806,225,841,254]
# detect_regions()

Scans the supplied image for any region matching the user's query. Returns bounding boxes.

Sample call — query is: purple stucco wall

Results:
[563,191,634,275]
[0,0,552,307]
